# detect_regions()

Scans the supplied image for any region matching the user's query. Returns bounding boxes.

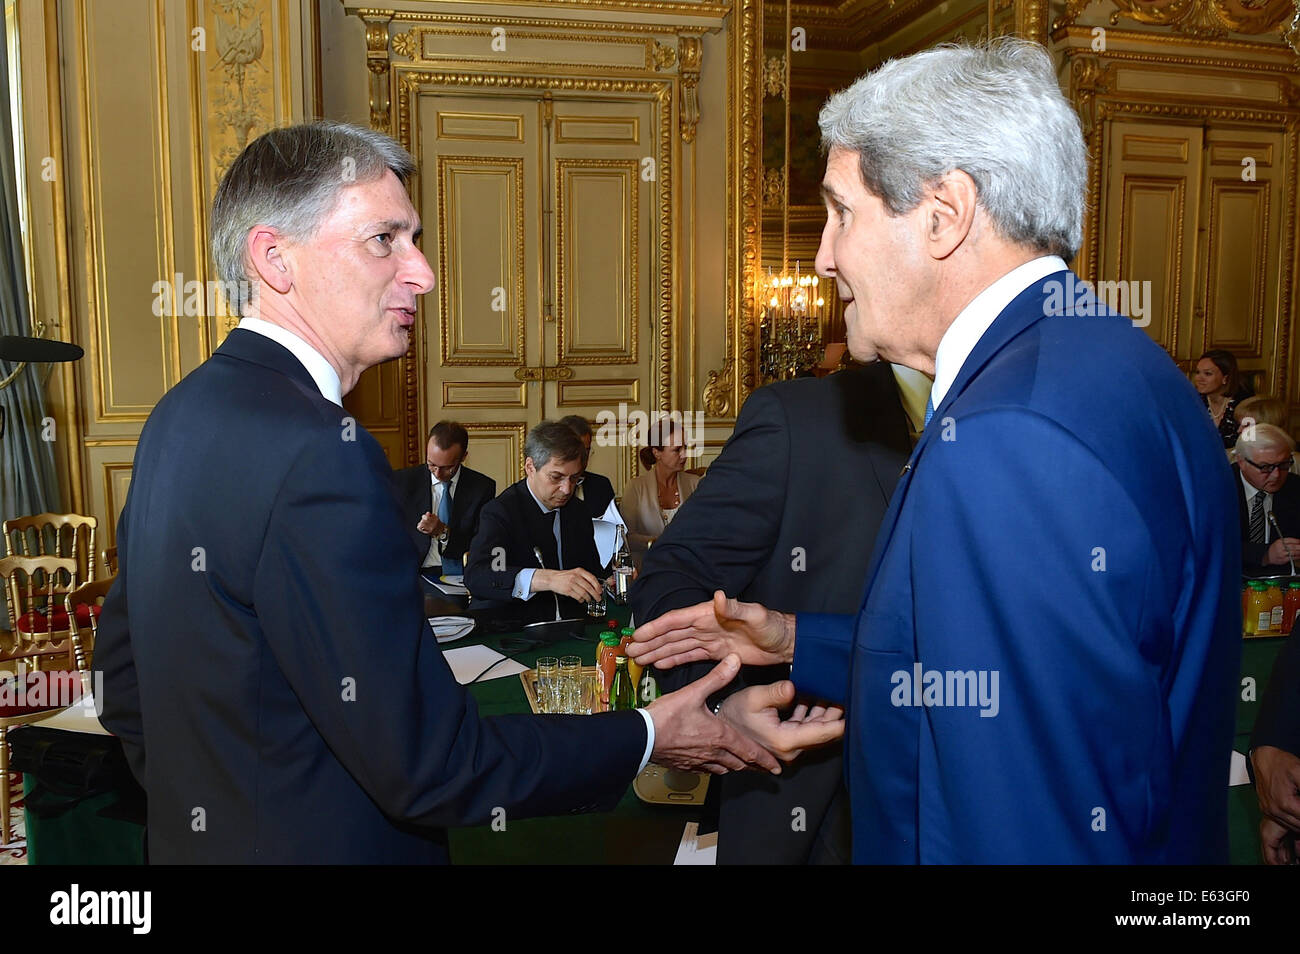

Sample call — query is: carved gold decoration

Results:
[762,54,786,99]
[1286,2,1300,62]
[1108,0,1296,37]
[762,167,786,208]
[391,28,418,60]
[210,0,269,180]
[1071,56,1115,136]
[1014,0,1050,44]
[514,366,575,381]
[1051,0,1095,31]
[363,13,393,131]
[652,39,678,70]
[679,35,702,144]
[703,358,734,417]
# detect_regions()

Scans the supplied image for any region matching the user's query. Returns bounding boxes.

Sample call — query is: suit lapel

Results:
[854,271,1071,613]
[217,328,321,397]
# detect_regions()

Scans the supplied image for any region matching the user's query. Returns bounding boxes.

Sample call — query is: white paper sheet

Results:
[428,615,476,644]
[423,572,468,596]
[592,499,627,567]
[1229,749,1251,787]
[673,822,718,865]
[443,644,529,685]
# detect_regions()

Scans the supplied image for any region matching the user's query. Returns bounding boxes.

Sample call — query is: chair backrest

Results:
[64,575,114,671]
[102,545,118,576]
[3,513,98,586]
[0,554,78,669]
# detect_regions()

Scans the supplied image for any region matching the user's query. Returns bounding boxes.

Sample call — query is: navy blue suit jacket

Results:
[93,330,645,863]
[793,271,1241,863]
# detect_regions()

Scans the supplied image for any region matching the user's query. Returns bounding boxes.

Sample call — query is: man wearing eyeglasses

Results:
[465,420,608,623]
[394,420,496,582]
[1235,423,1300,574]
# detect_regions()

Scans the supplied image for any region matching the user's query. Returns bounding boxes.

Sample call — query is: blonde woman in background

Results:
[621,422,700,566]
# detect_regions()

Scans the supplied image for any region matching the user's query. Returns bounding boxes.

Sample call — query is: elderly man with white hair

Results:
[1235,422,1300,573]
[631,38,1240,863]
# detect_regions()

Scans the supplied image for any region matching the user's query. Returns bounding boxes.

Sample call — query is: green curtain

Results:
[0,26,61,620]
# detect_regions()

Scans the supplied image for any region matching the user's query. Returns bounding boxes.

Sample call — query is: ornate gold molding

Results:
[762,54,786,98]
[363,12,393,131]
[678,35,702,143]
[703,357,734,417]
[1014,0,1050,44]
[1107,0,1296,38]
[762,166,785,208]
[653,39,678,69]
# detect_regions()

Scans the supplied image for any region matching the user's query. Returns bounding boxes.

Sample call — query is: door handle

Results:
[514,366,574,381]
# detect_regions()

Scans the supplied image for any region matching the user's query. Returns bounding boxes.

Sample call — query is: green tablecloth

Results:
[1227,635,1289,865]
[447,606,703,865]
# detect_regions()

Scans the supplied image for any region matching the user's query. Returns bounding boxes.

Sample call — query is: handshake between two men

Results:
[637,591,836,772]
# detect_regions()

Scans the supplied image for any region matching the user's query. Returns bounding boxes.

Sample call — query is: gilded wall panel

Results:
[436,157,527,364]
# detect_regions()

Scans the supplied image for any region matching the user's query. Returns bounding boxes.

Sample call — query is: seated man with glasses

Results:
[465,420,608,624]
[1235,422,1300,575]
[393,420,496,584]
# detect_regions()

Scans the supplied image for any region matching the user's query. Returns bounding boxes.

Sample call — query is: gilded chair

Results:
[3,513,98,588]
[102,545,118,576]
[0,555,85,844]
[64,576,114,671]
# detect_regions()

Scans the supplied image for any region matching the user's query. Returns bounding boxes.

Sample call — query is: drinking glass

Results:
[535,656,559,714]
[586,592,607,618]
[558,656,583,714]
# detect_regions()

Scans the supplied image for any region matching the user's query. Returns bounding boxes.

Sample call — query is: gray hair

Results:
[818,37,1087,260]
[525,421,585,471]
[210,121,416,314]
[1236,422,1296,458]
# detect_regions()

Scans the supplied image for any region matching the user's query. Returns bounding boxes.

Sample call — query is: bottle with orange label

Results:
[596,633,621,707]
[1245,580,1269,635]
[1285,581,1300,633]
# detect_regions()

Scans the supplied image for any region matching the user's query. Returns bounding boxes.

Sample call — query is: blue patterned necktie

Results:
[923,395,935,428]
[437,481,462,575]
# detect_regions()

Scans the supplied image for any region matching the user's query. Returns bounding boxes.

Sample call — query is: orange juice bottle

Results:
[619,627,642,700]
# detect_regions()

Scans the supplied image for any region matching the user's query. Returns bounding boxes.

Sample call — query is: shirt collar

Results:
[524,480,556,515]
[237,317,342,406]
[1240,469,1267,502]
[432,467,462,494]
[930,255,1067,409]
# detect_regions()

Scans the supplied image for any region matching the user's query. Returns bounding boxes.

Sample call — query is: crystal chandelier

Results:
[759,264,827,381]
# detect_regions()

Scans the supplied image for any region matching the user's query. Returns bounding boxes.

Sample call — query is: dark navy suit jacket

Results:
[93,330,645,863]
[793,271,1241,863]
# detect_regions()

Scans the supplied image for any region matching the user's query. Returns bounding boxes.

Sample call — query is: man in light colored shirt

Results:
[1234,423,1300,573]
[393,420,495,581]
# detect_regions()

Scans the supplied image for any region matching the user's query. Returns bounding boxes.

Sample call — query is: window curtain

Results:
[0,28,60,546]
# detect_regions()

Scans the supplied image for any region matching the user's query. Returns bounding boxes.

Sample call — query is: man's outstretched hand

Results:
[719,681,845,762]
[629,590,795,670]
[646,655,782,775]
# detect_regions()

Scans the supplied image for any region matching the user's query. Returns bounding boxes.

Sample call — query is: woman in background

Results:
[621,423,700,566]
[1194,349,1246,449]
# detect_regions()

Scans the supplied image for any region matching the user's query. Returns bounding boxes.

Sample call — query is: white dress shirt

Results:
[423,468,462,569]
[929,255,1067,410]
[237,317,342,406]
[1240,472,1276,543]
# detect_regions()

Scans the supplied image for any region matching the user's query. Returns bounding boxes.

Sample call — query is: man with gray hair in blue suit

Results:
[631,38,1240,863]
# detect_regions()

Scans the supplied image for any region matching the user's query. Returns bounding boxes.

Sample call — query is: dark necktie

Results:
[1249,491,1267,545]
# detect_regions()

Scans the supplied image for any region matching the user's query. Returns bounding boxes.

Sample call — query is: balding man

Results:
[1234,423,1300,574]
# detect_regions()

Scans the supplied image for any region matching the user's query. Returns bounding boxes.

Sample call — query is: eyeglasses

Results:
[544,472,585,488]
[1241,455,1294,476]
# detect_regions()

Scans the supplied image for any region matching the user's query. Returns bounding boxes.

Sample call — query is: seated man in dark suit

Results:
[466,421,608,624]
[558,414,615,518]
[1235,423,1300,575]
[393,420,495,579]
[629,360,912,863]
